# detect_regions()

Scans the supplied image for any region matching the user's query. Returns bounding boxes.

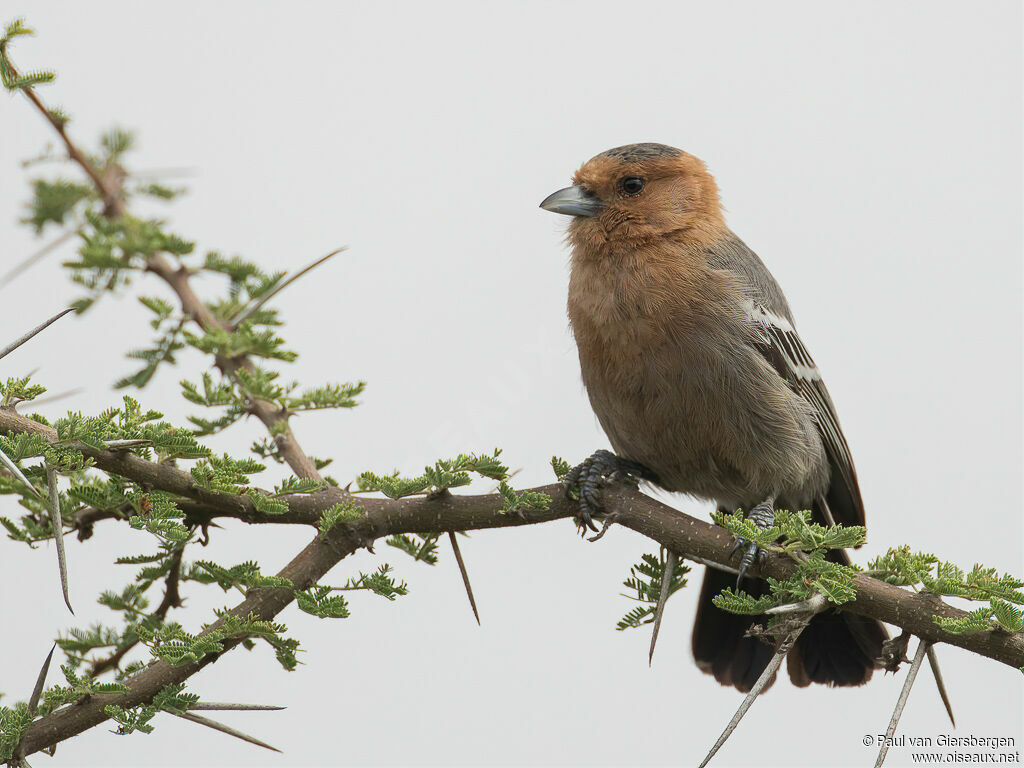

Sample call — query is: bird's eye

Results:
[620,176,645,196]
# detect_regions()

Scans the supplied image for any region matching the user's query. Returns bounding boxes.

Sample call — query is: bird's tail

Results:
[691,565,778,692]
[787,548,889,687]
[691,558,887,692]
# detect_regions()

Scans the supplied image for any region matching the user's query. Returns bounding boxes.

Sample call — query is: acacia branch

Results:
[2,404,1021,674]
[11,458,1024,756]
[9,59,320,483]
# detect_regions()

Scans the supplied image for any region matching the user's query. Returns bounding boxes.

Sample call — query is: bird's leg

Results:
[729,498,775,586]
[563,449,650,534]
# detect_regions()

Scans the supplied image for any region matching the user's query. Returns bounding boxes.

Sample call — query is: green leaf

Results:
[295,586,350,619]
[318,501,363,537]
[617,551,691,630]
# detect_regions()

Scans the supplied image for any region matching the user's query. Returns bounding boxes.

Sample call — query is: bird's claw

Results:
[564,449,646,537]
[733,538,768,586]
[730,501,775,586]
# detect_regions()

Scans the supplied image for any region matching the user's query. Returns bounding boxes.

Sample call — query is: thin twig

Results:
[448,531,480,625]
[45,463,72,613]
[170,711,281,753]
[0,307,76,362]
[5,58,123,213]
[1,228,78,288]
[90,546,184,676]
[230,248,345,328]
[927,645,955,727]
[648,549,677,665]
[875,638,929,768]
[28,644,56,713]
[0,446,43,498]
[187,702,285,712]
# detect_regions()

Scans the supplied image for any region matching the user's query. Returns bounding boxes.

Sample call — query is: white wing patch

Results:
[743,299,858,512]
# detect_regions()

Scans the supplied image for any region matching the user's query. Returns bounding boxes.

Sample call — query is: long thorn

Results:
[188,702,286,712]
[448,531,480,625]
[698,618,812,768]
[649,550,678,666]
[19,387,84,409]
[927,646,955,727]
[28,644,56,714]
[1,229,78,289]
[875,638,929,768]
[46,463,72,613]
[0,307,76,362]
[0,447,43,498]
[171,711,281,753]
[230,248,345,327]
[103,439,153,450]
[764,593,828,616]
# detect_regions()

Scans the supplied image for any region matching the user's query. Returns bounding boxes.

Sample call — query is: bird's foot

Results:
[729,501,775,586]
[563,449,647,536]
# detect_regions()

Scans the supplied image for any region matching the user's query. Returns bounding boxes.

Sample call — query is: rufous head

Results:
[540,143,725,249]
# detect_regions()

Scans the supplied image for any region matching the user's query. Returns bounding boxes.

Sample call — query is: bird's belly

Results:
[579,338,827,508]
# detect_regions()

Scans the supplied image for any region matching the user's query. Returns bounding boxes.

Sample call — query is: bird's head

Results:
[540,143,724,250]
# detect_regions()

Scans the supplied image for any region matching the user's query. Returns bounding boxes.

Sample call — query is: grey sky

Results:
[1,2,1021,766]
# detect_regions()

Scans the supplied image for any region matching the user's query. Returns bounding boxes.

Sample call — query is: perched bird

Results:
[540,143,887,692]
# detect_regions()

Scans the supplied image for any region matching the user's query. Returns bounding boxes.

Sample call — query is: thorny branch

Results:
[4,391,1024,756]
[11,58,320,483]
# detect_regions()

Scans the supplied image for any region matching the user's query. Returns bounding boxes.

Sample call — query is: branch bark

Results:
[10,448,1024,755]
[3,404,1023,693]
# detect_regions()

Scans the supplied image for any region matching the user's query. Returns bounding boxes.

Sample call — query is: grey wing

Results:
[745,301,865,528]
[705,231,865,527]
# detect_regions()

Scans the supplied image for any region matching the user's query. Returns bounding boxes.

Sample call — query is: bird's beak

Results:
[539,185,602,217]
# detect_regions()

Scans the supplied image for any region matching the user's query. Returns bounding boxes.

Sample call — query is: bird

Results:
[540,142,887,692]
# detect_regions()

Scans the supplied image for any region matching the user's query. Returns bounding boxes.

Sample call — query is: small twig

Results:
[90,546,184,676]
[0,307,76,362]
[586,512,617,542]
[5,57,123,213]
[448,531,480,625]
[0,446,43,498]
[187,702,285,712]
[875,638,929,768]
[648,549,677,665]
[229,247,345,328]
[927,645,955,727]
[73,504,128,541]
[1,228,78,288]
[28,644,56,714]
[170,710,281,753]
[45,462,72,613]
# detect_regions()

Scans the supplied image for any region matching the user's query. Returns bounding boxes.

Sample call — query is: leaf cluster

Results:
[616,550,691,631]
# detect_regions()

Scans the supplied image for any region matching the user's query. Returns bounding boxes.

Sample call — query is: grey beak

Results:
[539,185,602,217]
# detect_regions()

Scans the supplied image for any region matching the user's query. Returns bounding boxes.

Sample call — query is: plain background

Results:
[1,2,1021,766]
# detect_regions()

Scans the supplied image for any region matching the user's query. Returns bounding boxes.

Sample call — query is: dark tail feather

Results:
[691,566,777,693]
[788,547,888,687]
[692,552,888,691]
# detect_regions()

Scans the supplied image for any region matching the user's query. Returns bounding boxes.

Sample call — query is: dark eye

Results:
[620,176,645,196]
